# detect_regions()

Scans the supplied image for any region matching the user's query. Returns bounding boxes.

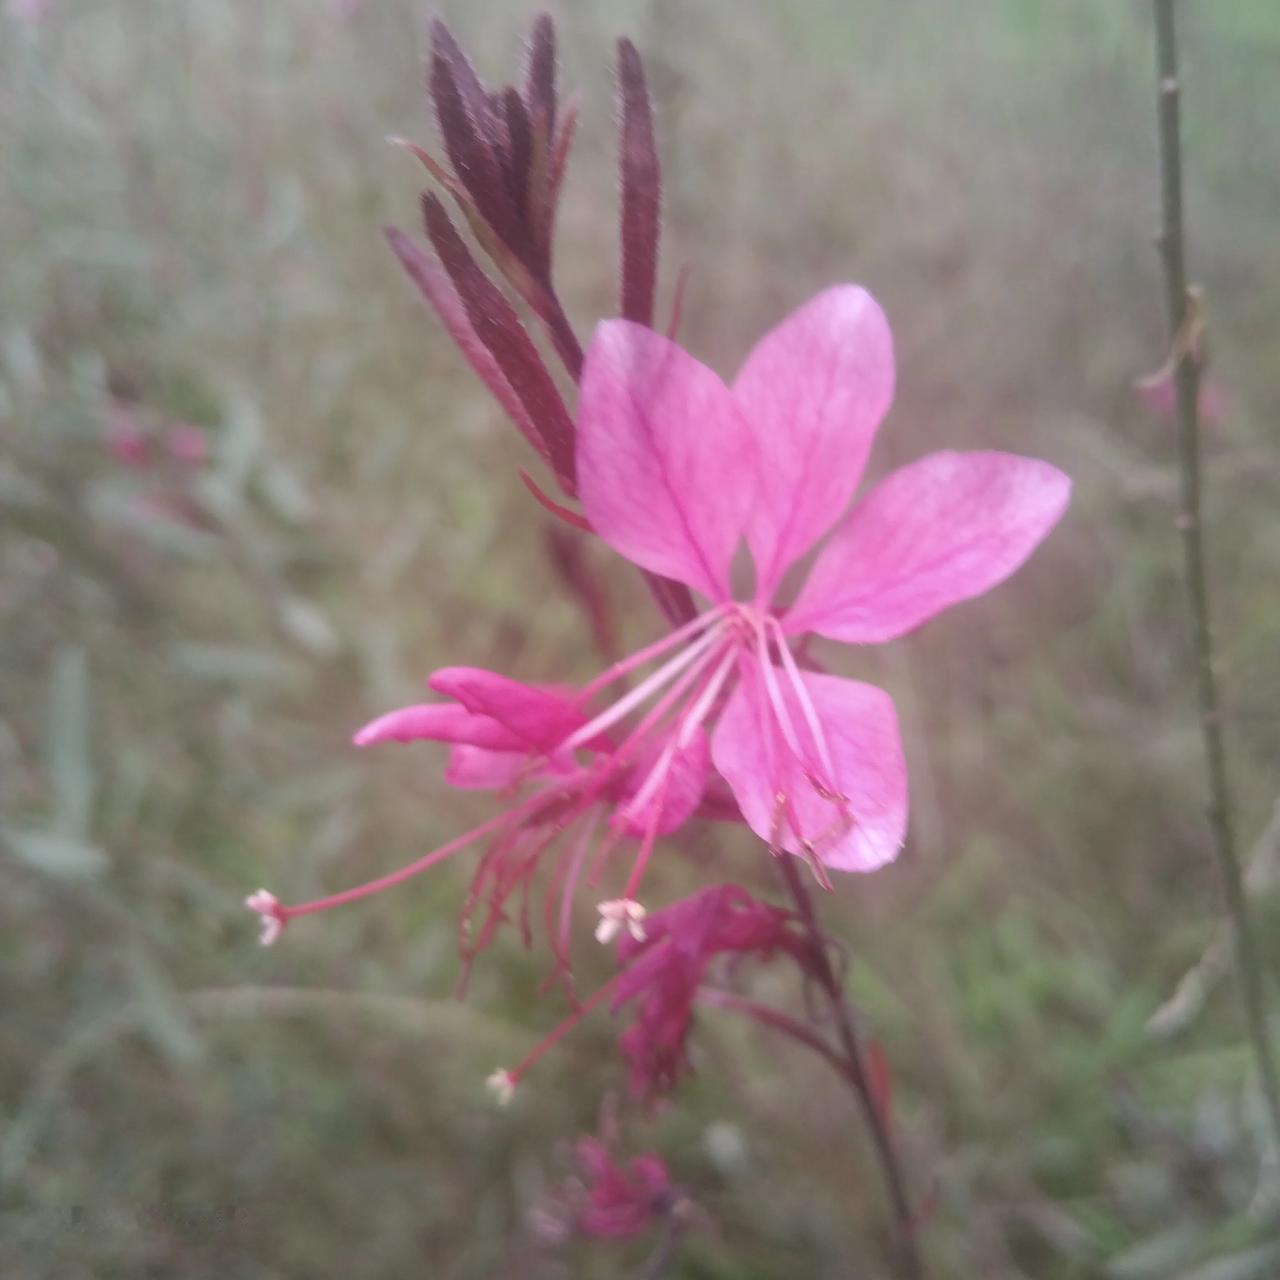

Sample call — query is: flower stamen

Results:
[574,604,728,705]
[767,616,844,798]
[560,618,730,753]
[596,897,648,944]
[486,1068,517,1106]
[245,889,286,946]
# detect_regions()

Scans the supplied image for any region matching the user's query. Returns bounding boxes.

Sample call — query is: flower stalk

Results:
[1151,0,1280,1153]
[774,851,923,1279]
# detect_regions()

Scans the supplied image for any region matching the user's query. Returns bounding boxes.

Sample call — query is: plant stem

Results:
[630,1210,689,1280]
[696,986,861,1088]
[775,852,923,1279]
[1152,0,1280,1151]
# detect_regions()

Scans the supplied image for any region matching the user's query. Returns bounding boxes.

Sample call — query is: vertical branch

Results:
[1152,0,1280,1149]
[775,853,924,1280]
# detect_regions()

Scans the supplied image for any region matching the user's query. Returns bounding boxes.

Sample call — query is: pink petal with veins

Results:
[711,668,907,872]
[733,286,894,597]
[786,450,1070,643]
[577,320,754,601]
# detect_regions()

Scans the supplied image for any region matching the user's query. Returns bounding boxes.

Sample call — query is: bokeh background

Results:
[5,1,1280,1276]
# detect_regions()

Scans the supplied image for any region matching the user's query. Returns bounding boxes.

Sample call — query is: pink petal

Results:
[427,667,587,751]
[732,286,895,597]
[786,451,1071,643]
[577,320,753,600]
[711,668,907,872]
[444,745,527,790]
[352,702,522,750]
[616,729,710,837]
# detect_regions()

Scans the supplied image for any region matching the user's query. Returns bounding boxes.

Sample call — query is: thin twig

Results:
[774,852,924,1279]
[1151,0,1280,1150]
[695,986,859,1088]
[1148,798,1280,1038]
[629,1208,689,1280]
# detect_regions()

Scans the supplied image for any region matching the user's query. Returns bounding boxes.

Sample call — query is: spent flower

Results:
[489,884,821,1106]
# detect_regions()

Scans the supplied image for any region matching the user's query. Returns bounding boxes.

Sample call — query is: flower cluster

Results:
[248,277,1069,960]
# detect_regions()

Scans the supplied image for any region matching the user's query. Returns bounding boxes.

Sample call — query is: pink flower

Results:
[571,1138,674,1239]
[569,286,1071,875]
[104,403,150,469]
[8,0,51,21]
[488,884,818,1104]
[248,288,1068,980]
[1134,366,1229,428]
[530,1133,677,1244]
[165,424,209,467]
[248,666,710,975]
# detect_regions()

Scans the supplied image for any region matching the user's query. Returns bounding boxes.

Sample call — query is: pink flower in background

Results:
[165,424,209,467]
[104,402,150,469]
[571,1138,674,1239]
[1134,365,1229,428]
[569,286,1070,882]
[104,403,210,473]
[8,0,51,22]
[531,1133,677,1244]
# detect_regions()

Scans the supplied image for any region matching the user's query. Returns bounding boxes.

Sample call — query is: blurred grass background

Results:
[4,1,1280,1276]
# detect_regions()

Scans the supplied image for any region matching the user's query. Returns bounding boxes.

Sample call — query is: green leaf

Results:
[1106,1224,1202,1279]
[4,828,109,878]
[168,642,305,688]
[44,646,94,839]
[126,946,204,1065]
[1177,1242,1280,1280]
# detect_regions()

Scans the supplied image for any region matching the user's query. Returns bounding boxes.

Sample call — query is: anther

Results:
[245,889,286,946]
[800,842,834,892]
[805,771,849,804]
[595,898,648,944]
[486,1068,517,1105]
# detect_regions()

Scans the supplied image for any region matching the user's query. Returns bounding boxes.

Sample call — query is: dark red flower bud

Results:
[616,39,661,328]
[420,193,577,491]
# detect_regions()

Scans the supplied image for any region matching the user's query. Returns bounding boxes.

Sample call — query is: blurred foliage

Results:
[4,1,1280,1276]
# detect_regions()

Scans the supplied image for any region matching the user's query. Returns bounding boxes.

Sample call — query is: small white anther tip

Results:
[487,1069,516,1106]
[596,898,647,945]
[245,889,284,947]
